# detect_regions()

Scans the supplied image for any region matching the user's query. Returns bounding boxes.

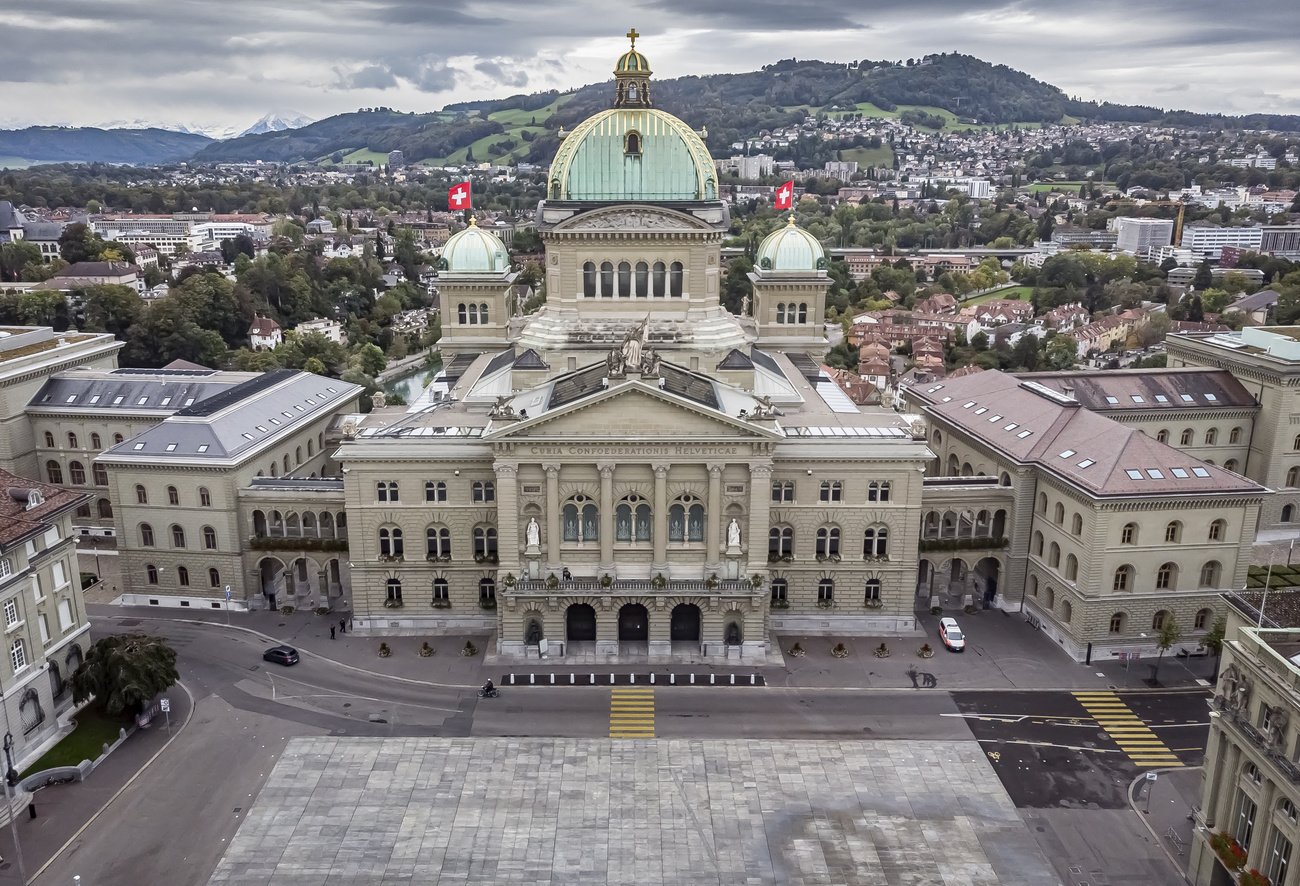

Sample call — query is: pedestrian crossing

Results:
[609,687,655,739]
[1072,691,1182,768]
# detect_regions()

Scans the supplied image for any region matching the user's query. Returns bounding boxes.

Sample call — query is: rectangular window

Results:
[52,561,67,589]
[58,599,74,632]
[38,614,50,645]
[1235,792,1258,850]
[3,599,17,626]
[10,640,25,671]
[1269,830,1293,884]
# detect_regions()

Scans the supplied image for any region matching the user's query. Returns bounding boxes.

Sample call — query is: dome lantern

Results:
[613,28,653,109]
[756,215,827,273]
[439,216,509,274]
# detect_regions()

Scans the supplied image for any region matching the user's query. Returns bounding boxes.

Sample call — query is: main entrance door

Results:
[618,604,649,641]
[669,604,701,642]
[566,604,596,642]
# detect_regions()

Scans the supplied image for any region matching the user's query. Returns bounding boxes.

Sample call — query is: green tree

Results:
[355,342,387,376]
[1200,616,1227,679]
[1152,615,1183,684]
[1045,335,1077,370]
[80,284,143,338]
[0,240,41,282]
[71,632,179,716]
[1193,259,1213,291]
[18,289,66,327]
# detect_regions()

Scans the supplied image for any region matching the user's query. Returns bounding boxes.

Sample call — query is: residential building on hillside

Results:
[1183,225,1264,261]
[296,318,346,344]
[249,316,282,351]
[0,468,93,770]
[1114,217,1175,258]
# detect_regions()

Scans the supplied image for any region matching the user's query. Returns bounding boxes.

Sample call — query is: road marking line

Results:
[975,738,1122,754]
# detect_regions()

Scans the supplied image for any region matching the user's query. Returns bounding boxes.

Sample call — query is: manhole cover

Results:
[342,703,351,708]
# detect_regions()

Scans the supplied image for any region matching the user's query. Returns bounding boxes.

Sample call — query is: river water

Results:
[384,359,443,404]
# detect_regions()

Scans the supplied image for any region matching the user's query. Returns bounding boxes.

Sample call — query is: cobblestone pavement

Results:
[207,737,1061,886]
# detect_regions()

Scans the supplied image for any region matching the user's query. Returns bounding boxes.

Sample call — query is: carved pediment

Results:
[556,207,708,234]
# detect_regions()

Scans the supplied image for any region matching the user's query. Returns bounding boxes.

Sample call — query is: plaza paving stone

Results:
[207,737,1062,885]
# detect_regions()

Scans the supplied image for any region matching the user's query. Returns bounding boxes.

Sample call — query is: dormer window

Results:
[625,130,642,155]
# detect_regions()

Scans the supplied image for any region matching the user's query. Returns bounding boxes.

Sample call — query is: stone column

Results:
[545,463,561,571]
[598,463,615,575]
[494,462,519,578]
[705,463,724,571]
[747,462,773,577]
[652,463,669,575]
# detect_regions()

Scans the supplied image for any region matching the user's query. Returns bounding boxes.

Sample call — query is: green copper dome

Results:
[616,49,650,73]
[548,108,717,202]
[440,218,508,274]
[756,216,826,272]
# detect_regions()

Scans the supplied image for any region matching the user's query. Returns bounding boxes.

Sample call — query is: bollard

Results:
[28,802,36,820]
[710,675,715,684]
[751,675,756,685]
[510,674,516,684]
[670,674,675,684]
[570,674,575,684]
[730,675,735,685]
[590,673,595,684]
[690,674,695,684]
[550,674,555,684]
[650,674,655,684]
[530,673,535,684]
[610,673,615,684]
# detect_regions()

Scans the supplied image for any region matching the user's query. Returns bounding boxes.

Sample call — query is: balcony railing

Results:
[251,536,349,552]
[512,578,754,594]
[918,536,1009,553]
[1215,700,1300,785]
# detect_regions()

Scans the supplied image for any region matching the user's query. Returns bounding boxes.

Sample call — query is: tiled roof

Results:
[1022,368,1257,411]
[0,467,86,549]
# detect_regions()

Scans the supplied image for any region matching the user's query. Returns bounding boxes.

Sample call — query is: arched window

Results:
[1205,428,1218,446]
[1038,492,1047,513]
[1113,566,1132,592]
[1028,575,1038,597]
[43,431,54,448]
[457,303,469,324]
[615,496,652,542]
[1294,434,1300,451]
[819,481,843,502]
[770,578,788,604]
[1053,503,1064,525]
[1165,521,1181,543]
[1109,612,1125,634]
[97,499,112,518]
[1157,430,1168,444]
[146,564,158,585]
[635,261,648,297]
[386,578,402,603]
[426,526,451,558]
[816,527,841,558]
[868,481,890,502]
[624,130,641,154]
[295,447,301,465]
[171,525,185,548]
[378,527,403,557]
[1065,554,1078,580]
[472,481,495,503]
[768,526,793,558]
[1156,562,1176,590]
[203,526,217,549]
[669,261,683,297]
[46,461,62,485]
[136,485,147,504]
[1195,608,1212,630]
[91,433,101,449]
[864,579,882,603]
[667,497,704,543]
[377,481,398,502]
[600,261,614,297]
[67,432,78,449]
[1061,600,1072,623]
[1199,561,1221,588]
[425,481,447,502]
[1224,459,1238,472]
[863,527,888,558]
[479,303,488,324]
[564,496,599,542]
[177,566,190,587]
[1180,428,1193,446]
[1071,513,1082,536]
[776,303,786,324]
[1032,531,1043,556]
[1208,519,1225,541]
[583,262,596,298]
[283,454,290,474]
[432,578,449,603]
[771,481,794,502]
[1045,587,1055,609]
[199,487,211,507]
[797,302,808,323]
[209,568,220,588]
[817,579,834,603]
[76,502,92,519]
[1121,523,1136,544]
[652,261,666,297]
[1288,506,1298,524]
[1230,427,1242,444]
[617,261,631,298]
[114,433,123,444]
[69,461,85,485]
[473,527,498,559]
[1152,610,1169,630]
[1048,542,1060,568]
[307,440,314,457]
[167,485,179,505]
[140,524,155,546]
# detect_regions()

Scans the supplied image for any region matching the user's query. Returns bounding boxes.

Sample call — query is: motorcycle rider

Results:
[482,678,495,696]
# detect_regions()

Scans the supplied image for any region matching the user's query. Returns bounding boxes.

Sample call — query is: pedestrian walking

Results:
[339,618,346,635]
[330,626,336,640]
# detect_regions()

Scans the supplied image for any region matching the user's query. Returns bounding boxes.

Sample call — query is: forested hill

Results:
[0,126,212,166]
[176,53,1300,166]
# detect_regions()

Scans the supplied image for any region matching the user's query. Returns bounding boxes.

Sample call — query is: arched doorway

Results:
[565,604,596,642]
[975,557,1001,605]
[618,604,648,641]
[670,604,701,642]
[916,559,934,597]
[258,557,286,608]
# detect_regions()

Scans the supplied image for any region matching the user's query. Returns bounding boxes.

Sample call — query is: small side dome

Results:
[756,216,826,272]
[440,217,508,274]
[616,49,650,73]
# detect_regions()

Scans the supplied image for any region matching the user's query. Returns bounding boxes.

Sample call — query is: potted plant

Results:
[964,604,977,614]
[770,598,789,609]
[315,606,330,616]
[651,573,667,590]
[831,642,849,658]
[431,598,451,609]
[545,573,559,590]
[865,598,884,610]
[502,572,516,589]
[378,642,392,658]
[930,606,942,616]
[280,605,294,615]
[816,598,834,609]
[918,643,934,659]
[461,640,478,657]
[1239,871,1271,886]
[1209,832,1247,872]
[873,642,891,658]
[600,573,613,588]
[419,642,435,657]
[479,597,497,610]
[384,598,404,609]
[788,642,805,657]
[705,573,719,589]
[749,574,764,590]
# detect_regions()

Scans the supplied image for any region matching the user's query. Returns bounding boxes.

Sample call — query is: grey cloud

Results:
[475,60,529,88]
[340,65,399,90]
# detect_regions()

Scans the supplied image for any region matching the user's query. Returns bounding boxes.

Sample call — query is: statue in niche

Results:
[727,518,742,548]
[526,517,540,548]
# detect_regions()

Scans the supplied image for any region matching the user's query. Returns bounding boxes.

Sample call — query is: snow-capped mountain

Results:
[238,111,315,138]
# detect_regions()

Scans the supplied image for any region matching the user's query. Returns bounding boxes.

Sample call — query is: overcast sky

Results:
[3,0,1298,133]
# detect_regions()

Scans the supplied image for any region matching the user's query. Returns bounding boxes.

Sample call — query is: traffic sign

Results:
[160,698,170,712]
[1146,771,1158,781]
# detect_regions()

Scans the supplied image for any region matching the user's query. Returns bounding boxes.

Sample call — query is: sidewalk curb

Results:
[1127,765,1198,886]
[27,679,197,883]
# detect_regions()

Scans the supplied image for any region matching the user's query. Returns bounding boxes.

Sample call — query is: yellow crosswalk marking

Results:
[1073,691,1182,768]
[610,688,655,738]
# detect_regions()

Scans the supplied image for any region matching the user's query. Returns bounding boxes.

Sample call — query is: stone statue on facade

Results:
[642,347,661,377]
[526,517,541,548]
[727,518,742,548]
[621,316,648,369]
[740,295,750,316]
[749,394,777,420]
[1267,706,1289,752]
[490,395,519,420]
[371,391,387,409]
[606,346,624,377]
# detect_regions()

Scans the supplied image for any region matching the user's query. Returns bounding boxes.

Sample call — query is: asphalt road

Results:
[21,618,1209,885]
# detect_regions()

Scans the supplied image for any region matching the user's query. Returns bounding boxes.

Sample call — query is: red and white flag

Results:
[774,180,794,210]
[449,181,472,211]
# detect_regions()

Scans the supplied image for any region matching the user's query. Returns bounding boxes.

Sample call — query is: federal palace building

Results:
[5,38,1300,666]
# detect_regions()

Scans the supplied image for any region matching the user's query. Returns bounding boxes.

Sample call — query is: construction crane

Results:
[1104,199,1188,246]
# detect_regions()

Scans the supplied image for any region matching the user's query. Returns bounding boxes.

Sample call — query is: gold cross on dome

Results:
[627,28,639,48]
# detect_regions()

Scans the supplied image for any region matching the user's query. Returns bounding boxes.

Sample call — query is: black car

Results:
[263,645,300,666]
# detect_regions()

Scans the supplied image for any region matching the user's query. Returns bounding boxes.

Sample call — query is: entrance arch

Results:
[618,604,649,641]
[565,604,596,642]
[670,604,701,642]
[974,557,1001,604]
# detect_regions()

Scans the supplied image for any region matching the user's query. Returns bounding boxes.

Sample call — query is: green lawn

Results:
[1024,181,1113,194]
[962,285,1033,306]
[839,146,894,168]
[20,706,135,777]
[816,102,1050,133]
[487,93,574,126]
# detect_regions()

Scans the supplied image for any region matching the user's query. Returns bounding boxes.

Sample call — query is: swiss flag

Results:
[774,180,794,210]
[449,181,472,211]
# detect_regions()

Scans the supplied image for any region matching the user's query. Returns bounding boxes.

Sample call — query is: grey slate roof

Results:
[28,368,252,413]
[1020,368,1257,411]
